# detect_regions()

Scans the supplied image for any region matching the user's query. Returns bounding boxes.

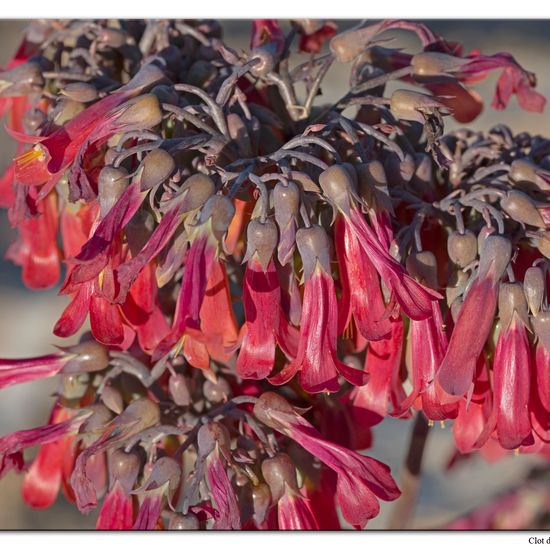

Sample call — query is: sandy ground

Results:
[0,20,548,529]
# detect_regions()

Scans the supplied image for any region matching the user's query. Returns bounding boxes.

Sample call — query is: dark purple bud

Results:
[295,225,332,279]
[168,374,191,407]
[447,230,478,268]
[138,149,176,190]
[243,219,278,270]
[168,512,200,530]
[98,165,129,218]
[62,340,110,374]
[203,377,231,403]
[109,449,141,493]
[501,190,545,228]
[186,60,216,88]
[150,84,179,105]
[261,453,298,501]
[524,266,545,316]
[61,82,99,103]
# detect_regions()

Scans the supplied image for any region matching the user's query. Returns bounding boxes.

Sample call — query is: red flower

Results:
[438,235,512,397]
[271,225,368,393]
[197,423,241,530]
[254,392,400,528]
[22,402,76,509]
[335,216,392,341]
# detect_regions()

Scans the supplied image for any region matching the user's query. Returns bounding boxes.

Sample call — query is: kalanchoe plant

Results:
[0,18,549,530]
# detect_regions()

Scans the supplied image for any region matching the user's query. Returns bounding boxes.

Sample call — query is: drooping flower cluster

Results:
[0,18,548,530]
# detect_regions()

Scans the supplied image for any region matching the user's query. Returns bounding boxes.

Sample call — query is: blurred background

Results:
[0,19,549,530]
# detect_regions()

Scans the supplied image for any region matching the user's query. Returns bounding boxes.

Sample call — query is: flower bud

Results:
[52,99,85,125]
[169,374,191,407]
[203,377,231,403]
[80,404,114,441]
[273,180,300,228]
[197,422,231,457]
[509,159,539,184]
[501,190,545,228]
[138,457,181,497]
[253,391,295,430]
[447,230,478,268]
[390,89,448,124]
[318,164,356,214]
[330,26,378,63]
[100,385,124,414]
[116,94,163,128]
[531,231,550,260]
[138,149,176,190]
[187,60,216,88]
[261,453,298,501]
[532,311,550,350]
[478,235,512,281]
[199,195,235,240]
[498,282,529,331]
[109,449,141,493]
[0,61,44,96]
[243,219,278,270]
[384,153,415,185]
[405,251,438,289]
[165,173,216,213]
[125,63,166,93]
[411,52,468,77]
[524,266,545,316]
[295,225,332,279]
[61,82,99,103]
[119,397,161,431]
[98,165,129,218]
[60,374,89,400]
[62,340,110,374]
[168,512,200,530]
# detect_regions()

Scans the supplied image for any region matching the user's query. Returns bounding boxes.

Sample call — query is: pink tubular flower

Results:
[0,340,109,390]
[438,235,512,397]
[0,410,91,479]
[335,216,392,341]
[22,402,76,509]
[154,195,235,360]
[197,423,241,530]
[237,219,298,379]
[351,316,407,420]
[6,191,60,289]
[271,225,368,393]
[319,165,440,321]
[490,283,533,449]
[254,392,401,528]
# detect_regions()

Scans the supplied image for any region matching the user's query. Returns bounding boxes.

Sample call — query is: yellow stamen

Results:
[428,420,434,428]
[97,269,105,290]
[440,421,446,429]
[172,335,185,359]
[15,144,46,168]
[343,319,355,341]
